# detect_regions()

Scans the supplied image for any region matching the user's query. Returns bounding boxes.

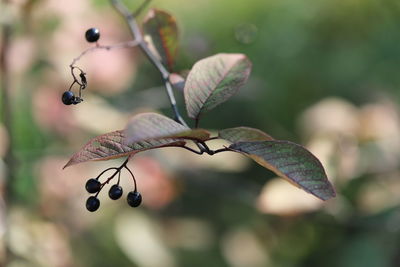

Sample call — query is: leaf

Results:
[63,130,185,169]
[184,53,252,120]
[219,127,273,143]
[143,9,178,71]
[125,112,210,143]
[229,141,335,200]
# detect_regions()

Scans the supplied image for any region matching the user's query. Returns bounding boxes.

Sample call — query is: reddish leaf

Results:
[230,141,335,201]
[125,112,210,143]
[63,130,185,169]
[184,53,252,120]
[143,9,178,71]
[219,127,273,143]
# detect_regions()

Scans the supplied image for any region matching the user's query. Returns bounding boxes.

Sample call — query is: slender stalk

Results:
[213,147,231,154]
[181,145,203,155]
[124,165,137,191]
[110,0,188,127]
[95,157,130,197]
[69,40,140,68]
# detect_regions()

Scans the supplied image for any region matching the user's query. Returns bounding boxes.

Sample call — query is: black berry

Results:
[85,178,101,193]
[109,185,123,200]
[85,28,100,43]
[86,196,100,212]
[127,191,142,207]
[62,91,75,105]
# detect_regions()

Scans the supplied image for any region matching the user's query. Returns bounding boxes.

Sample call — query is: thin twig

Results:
[69,40,140,67]
[110,0,188,127]
[181,145,204,155]
[95,157,130,197]
[124,164,138,191]
[213,147,231,154]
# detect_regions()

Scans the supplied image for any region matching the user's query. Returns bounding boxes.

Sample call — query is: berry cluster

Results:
[62,27,101,106]
[84,161,142,212]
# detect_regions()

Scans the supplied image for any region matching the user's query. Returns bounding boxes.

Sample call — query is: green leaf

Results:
[143,8,178,71]
[230,141,335,200]
[63,130,185,169]
[125,112,210,143]
[184,53,252,120]
[219,127,273,143]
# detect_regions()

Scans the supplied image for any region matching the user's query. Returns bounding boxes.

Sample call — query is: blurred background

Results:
[1,0,400,266]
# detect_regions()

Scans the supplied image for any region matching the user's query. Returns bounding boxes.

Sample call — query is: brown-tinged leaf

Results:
[63,130,185,169]
[125,112,210,143]
[219,127,273,143]
[184,53,252,120]
[230,141,335,200]
[143,9,178,71]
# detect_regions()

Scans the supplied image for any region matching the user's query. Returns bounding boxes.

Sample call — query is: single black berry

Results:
[86,196,100,212]
[109,184,123,200]
[62,91,75,105]
[85,178,101,193]
[127,191,142,207]
[85,28,100,43]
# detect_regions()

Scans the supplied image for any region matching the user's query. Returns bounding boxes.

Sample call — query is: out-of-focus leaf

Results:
[63,130,185,169]
[143,8,178,71]
[230,141,335,200]
[125,113,210,143]
[219,127,273,143]
[184,53,252,120]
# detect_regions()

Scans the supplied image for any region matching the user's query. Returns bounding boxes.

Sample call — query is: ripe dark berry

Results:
[127,191,142,207]
[86,196,100,212]
[62,91,75,105]
[85,178,101,193]
[85,28,100,43]
[109,184,123,200]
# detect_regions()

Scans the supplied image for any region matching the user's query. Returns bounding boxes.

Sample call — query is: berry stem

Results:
[213,147,231,154]
[95,167,118,180]
[69,40,140,68]
[124,165,137,192]
[94,157,130,196]
[117,170,121,185]
[181,145,204,155]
